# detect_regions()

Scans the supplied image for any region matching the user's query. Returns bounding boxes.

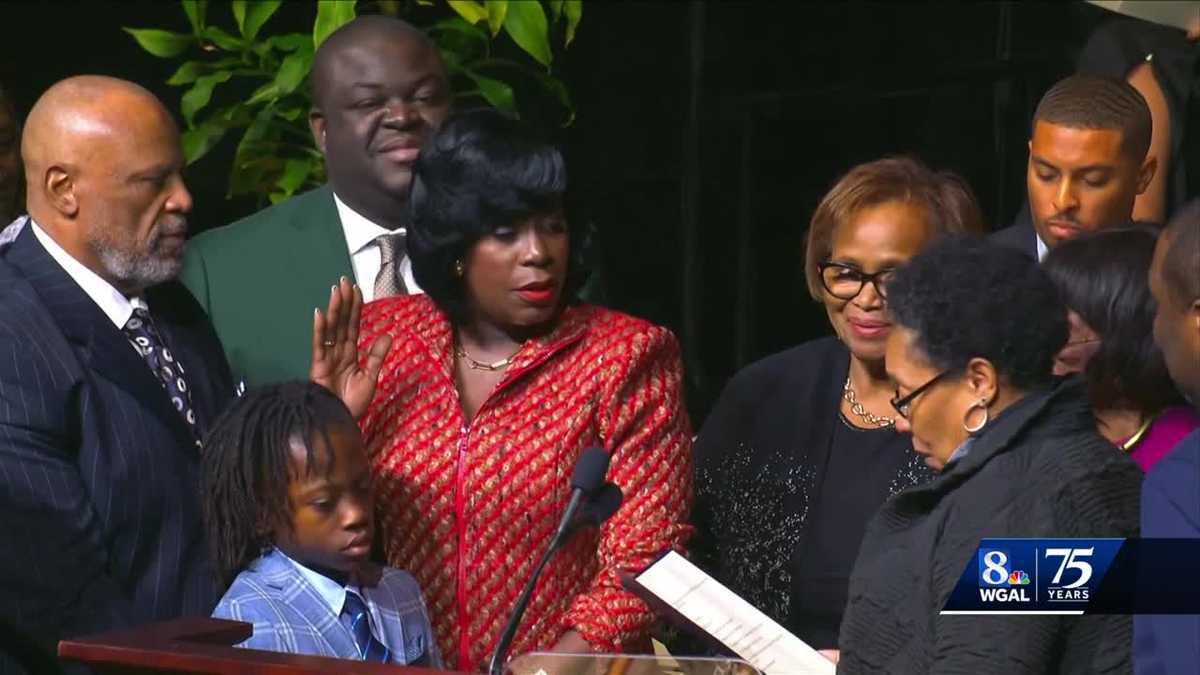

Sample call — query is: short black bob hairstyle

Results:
[1042,227,1184,414]
[886,235,1067,391]
[406,108,589,324]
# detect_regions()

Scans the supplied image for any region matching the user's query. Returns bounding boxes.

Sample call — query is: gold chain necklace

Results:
[843,376,896,429]
[454,343,519,372]
[1118,414,1156,453]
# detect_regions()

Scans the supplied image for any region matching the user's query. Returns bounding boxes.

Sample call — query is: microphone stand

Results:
[486,489,586,675]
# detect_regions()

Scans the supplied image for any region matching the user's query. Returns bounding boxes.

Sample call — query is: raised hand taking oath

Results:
[310,276,392,418]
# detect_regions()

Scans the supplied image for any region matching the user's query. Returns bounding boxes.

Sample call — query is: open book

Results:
[626,551,836,675]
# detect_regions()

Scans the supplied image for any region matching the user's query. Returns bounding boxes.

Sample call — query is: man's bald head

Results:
[311,16,440,110]
[22,76,174,186]
[22,76,192,295]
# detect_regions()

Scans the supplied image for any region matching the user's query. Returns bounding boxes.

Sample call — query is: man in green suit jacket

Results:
[182,16,450,386]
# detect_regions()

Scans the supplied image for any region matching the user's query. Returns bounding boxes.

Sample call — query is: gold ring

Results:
[323,340,336,347]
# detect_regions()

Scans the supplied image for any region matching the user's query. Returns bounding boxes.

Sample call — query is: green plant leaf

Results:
[123,27,193,58]
[277,106,306,121]
[428,18,489,60]
[166,57,240,86]
[243,0,283,41]
[377,0,401,15]
[203,26,245,51]
[276,159,312,196]
[253,33,309,58]
[485,1,507,37]
[166,61,207,86]
[549,0,564,22]
[231,1,246,34]
[229,106,276,196]
[244,49,313,105]
[313,0,357,49]
[181,119,228,163]
[462,69,516,114]
[564,0,582,46]
[502,0,551,67]
[447,0,488,25]
[274,49,314,95]
[270,33,311,51]
[181,71,232,125]
[181,0,208,34]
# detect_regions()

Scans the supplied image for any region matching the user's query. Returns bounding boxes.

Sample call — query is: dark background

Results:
[0,1,1129,422]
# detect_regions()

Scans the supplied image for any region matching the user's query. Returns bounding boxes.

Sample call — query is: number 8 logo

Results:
[982,550,1009,586]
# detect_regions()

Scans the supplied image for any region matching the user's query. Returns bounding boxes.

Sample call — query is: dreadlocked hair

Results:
[201,381,357,588]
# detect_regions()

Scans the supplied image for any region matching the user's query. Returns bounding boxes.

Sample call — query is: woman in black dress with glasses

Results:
[688,157,982,659]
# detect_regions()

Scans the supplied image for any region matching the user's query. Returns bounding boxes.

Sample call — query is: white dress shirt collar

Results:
[333,193,395,258]
[277,547,354,618]
[29,218,148,328]
[331,192,421,301]
[1035,232,1049,262]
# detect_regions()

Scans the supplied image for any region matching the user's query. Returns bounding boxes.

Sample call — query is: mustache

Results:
[1048,213,1080,226]
[153,217,188,238]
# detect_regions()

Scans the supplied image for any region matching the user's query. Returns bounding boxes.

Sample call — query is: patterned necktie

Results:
[121,307,199,444]
[373,233,408,299]
[341,591,390,663]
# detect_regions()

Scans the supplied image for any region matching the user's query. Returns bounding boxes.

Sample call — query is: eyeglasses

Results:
[818,262,895,301]
[890,370,952,419]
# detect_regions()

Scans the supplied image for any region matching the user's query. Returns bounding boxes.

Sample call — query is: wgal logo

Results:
[977,549,1032,602]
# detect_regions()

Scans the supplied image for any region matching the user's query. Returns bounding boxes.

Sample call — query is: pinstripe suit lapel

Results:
[6,225,195,446]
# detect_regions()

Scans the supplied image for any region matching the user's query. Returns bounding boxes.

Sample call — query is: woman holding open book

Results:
[688,158,981,657]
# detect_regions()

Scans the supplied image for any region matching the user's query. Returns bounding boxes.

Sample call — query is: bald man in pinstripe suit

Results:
[0,76,389,670]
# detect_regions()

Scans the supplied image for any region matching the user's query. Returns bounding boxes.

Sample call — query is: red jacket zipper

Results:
[448,334,585,668]
[454,422,471,667]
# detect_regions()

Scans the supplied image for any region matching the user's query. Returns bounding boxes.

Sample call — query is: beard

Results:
[88,217,187,291]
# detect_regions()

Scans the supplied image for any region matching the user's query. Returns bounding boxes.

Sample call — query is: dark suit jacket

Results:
[0,225,234,656]
[990,205,1039,259]
[181,186,354,387]
[1135,429,1200,675]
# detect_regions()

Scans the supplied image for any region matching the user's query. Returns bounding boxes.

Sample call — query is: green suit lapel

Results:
[288,185,356,287]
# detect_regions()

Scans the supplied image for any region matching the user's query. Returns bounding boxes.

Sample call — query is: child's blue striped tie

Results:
[342,591,390,663]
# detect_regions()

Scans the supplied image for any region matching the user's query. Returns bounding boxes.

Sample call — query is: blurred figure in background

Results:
[992,74,1156,260]
[1043,227,1198,471]
[1075,14,1200,223]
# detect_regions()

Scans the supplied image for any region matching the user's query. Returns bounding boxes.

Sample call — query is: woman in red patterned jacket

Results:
[356,109,693,670]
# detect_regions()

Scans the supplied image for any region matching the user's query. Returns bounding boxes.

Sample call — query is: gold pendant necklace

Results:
[843,376,896,429]
[455,343,518,372]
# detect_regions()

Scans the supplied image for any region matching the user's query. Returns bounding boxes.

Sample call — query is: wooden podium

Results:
[57,617,470,674]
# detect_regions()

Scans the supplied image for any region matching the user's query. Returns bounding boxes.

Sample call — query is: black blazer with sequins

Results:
[685,336,932,651]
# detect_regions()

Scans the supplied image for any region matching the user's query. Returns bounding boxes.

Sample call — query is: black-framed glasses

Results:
[890,370,952,419]
[818,262,896,301]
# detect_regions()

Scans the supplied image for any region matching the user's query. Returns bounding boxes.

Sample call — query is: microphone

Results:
[487,448,618,675]
[570,482,624,532]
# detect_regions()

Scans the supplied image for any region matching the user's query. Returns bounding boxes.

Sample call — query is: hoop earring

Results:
[963,399,989,433]
[454,259,465,277]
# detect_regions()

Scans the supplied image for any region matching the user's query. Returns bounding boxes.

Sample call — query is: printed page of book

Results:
[634,551,835,675]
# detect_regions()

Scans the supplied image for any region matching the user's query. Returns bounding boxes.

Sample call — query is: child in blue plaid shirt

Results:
[203,381,440,667]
